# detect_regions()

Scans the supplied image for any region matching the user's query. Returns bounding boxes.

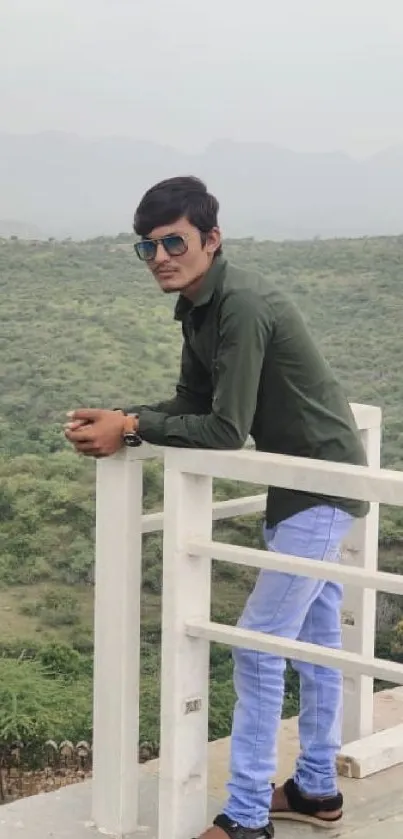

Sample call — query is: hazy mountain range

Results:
[1,132,403,240]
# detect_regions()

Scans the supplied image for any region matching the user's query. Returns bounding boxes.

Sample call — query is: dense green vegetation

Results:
[1,233,403,764]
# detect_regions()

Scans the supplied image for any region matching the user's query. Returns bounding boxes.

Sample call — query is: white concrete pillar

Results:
[92,449,144,837]
[342,415,381,743]
[158,450,213,839]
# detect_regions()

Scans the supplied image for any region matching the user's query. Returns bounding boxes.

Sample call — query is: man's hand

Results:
[64,408,129,457]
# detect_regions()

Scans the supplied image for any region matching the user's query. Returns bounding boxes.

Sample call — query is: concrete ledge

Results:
[338,722,403,778]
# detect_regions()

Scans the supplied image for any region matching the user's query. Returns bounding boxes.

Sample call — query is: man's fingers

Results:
[67,408,103,422]
[74,443,110,458]
[65,426,95,442]
[75,441,100,453]
[65,419,89,431]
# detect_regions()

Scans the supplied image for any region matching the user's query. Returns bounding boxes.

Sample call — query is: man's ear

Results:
[206,227,221,254]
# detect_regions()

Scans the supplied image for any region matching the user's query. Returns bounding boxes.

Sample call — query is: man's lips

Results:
[156,269,177,279]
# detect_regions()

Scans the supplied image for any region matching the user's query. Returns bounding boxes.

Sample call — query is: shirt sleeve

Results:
[125,340,212,417]
[137,292,271,449]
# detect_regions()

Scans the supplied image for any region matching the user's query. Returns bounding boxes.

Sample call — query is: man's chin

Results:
[157,276,182,292]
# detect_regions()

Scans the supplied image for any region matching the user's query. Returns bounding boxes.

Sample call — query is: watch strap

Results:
[113,408,142,447]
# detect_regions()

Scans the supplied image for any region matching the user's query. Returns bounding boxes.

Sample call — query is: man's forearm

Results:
[125,396,185,416]
[125,390,211,419]
[138,408,245,450]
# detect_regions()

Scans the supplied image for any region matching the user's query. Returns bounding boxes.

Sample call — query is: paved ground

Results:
[2,688,403,839]
[2,766,403,839]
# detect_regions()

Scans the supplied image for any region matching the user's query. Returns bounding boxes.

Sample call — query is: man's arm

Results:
[125,340,213,417]
[136,292,271,449]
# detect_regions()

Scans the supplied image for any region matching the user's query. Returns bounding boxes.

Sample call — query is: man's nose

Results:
[153,242,170,264]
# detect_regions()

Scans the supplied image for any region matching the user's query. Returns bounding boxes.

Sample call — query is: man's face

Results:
[140,216,221,296]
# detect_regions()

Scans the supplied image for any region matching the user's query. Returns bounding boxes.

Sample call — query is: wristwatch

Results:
[113,409,143,448]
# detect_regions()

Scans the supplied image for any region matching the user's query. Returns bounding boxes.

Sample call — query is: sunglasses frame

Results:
[134,233,189,262]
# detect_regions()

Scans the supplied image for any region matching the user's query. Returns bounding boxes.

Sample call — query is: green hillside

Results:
[1,234,402,764]
[1,234,403,463]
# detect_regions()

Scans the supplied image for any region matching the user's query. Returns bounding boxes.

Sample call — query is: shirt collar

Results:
[174,255,226,321]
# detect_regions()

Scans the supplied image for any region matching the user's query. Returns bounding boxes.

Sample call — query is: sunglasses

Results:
[134,233,188,262]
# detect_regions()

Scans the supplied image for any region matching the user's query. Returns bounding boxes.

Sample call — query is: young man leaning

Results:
[65,176,369,839]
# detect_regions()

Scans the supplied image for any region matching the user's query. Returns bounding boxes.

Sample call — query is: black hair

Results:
[134,175,222,257]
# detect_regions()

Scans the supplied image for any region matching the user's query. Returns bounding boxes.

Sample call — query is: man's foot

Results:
[271,779,343,829]
[193,813,274,839]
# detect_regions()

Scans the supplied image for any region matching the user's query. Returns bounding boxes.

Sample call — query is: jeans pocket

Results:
[263,506,353,562]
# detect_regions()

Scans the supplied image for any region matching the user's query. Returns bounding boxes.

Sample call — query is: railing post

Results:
[92,449,143,837]
[342,412,381,743]
[159,450,213,839]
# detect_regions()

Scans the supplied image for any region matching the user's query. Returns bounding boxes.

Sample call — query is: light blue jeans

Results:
[223,505,354,828]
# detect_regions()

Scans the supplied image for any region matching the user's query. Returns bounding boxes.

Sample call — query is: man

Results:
[66,176,369,839]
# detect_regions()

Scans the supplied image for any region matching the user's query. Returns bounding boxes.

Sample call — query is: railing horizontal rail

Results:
[142,494,266,534]
[187,538,403,597]
[172,448,403,506]
[185,619,403,685]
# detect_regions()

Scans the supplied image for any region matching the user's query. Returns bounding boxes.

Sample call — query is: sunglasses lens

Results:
[135,235,187,261]
[135,240,157,261]
[162,235,187,256]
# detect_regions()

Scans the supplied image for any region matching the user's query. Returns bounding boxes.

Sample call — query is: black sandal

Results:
[192,813,274,839]
[271,778,343,829]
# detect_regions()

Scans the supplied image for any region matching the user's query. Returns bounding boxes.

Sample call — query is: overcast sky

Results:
[1,0,403,157]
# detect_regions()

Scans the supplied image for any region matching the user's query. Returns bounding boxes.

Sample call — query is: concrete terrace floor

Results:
[2,688,403,839]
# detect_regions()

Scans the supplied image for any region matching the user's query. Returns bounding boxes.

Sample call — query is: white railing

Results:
[92,402,403,839]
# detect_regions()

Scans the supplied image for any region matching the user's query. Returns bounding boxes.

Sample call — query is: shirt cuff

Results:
[138,409,166,445]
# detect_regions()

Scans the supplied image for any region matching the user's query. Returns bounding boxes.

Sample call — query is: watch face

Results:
[123,432,142,448]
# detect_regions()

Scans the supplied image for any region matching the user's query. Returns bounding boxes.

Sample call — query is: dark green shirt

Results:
[131,255,369,526]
